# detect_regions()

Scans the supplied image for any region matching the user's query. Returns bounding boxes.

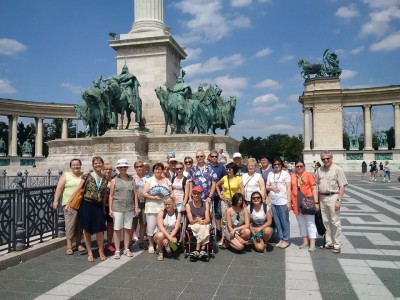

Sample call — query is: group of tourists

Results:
[53,149,347,262]
[361,160,391,182]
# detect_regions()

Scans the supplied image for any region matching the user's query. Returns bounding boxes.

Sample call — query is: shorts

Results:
[113,211,135,230]
[64,206,81,239]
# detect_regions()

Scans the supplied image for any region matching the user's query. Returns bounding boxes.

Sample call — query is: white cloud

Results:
[370,32,400,51]
[0,78,17,94]
[185,47,202,60]
[350,46,365,54]
[213,75,248,97]
[255,47,273,57]
[0,38,27,56]
[360,2,400,37]
[255,79,281,90]
[183,54,245,77]
[335,5,359,19]
[61,82,85,94]
[274,116,284,121]
[288,94,299,102]
[174,0,252,43]
[341,69,358,79]
[252,93,279,106]
[231,0,252,8]
[278,55,294,63]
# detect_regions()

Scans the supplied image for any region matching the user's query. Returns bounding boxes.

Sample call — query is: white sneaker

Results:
[388,180,391,183]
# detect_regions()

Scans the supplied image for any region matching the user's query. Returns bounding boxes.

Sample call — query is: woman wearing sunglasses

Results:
[290,160,318,252]
[266,157,291,249]
[247,191,273,252]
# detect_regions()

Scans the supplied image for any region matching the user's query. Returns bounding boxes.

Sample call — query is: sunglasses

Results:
[184,161,193,164]
[295,165,304,168]
[273,163,281,166]
[210,155,218,158]
[251,196,261,200]
[118,166,128,169]
[175,167,183,171]
[135,165,143,168]
[321,157,331,161]
[196,155,205,158]
[169,161,177,164]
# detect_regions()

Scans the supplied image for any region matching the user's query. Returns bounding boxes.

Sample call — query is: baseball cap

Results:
[167,151,175,158]
[117,159,129,168]
[233,152,242,159]
[192,186,203,193]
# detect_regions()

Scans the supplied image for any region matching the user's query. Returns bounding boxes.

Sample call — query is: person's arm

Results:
[206,181,216,203]
[52,174,66,210]
[226,208,234,237]
[311,184,319,211]
[236,208,250,231]
[108,179,115,217]
[170,213,182,238]
[239,180,245,196]
[185,203,196,225]
[285,180,292,211]
[258,176,266,201]
[201,202,211,225]
[215,179,224,200]
[132,178,140,216]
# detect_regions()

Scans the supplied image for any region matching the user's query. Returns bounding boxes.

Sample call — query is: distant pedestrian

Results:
[361,161,368,180]
[383,161,391,183]
[315,151,348,254]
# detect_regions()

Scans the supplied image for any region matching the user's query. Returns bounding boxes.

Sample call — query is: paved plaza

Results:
[0,172,399,300]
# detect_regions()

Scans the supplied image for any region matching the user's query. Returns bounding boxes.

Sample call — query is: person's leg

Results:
[112,211,123,257]
[106,222,114,249]
[83,231,93,261]
[64,206,75,253]
[296,214,309,247]
[305,214,317,250]
[262,227,273,243]
[271,205,283,244]
[238,228,251,244]
[96,232,105,260]
[122,211,134,255]
[214,195,222,232]
[132,216,139,242]
[320,196,333,247]
[145,213,157,253]
[219,200,228,244]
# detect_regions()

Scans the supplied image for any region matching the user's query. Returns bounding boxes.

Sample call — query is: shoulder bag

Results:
[297,176,316,215]
[69,174,88,210]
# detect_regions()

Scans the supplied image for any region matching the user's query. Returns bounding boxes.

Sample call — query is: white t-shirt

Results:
[164,212,177,232]
[242,172,262,202]
[267,170,291,205]
[247,204,269,227]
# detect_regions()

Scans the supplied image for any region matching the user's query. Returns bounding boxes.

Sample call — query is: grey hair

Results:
[320,150,333,158]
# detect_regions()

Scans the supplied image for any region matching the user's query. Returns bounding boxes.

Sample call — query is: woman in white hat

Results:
[109,159,139,259]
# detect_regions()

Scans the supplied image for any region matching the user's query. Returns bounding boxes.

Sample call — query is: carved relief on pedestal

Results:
[118,46,166,57]
[148,142,209,152]
[313,105,342,113]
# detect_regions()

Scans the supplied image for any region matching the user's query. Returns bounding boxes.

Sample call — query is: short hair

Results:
[272,157,284,166]
[294,159,305,166]
[164,196,175,206]
[247,158,257,167]
[70,158,82,167]
[103,163,112,170]
[210,150,218,156]
[92,156,104,166]
[225,162,239,174]
[260,156,269,161]
[175,161,184,168]
[153,162,165,171]
[134,160,143,167]
[184,156,193,163]
[320,150,332,158]
[250,191,263,203]
[231,193,244,207]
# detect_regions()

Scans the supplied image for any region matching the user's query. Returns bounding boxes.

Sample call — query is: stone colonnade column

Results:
[7,116,12,155]
[394,103,400,149]
[35,117,44,157]
[303,107,311,150]
[11,115,18,156]
[363,105,373,150]
[61,119,68,139]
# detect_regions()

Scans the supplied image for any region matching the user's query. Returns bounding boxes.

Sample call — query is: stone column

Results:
[61,118,68,139]
[7,115,12,155]
[303,107,311,150]
[11,115,18,156]
[131,0,167,33]
[363,105,373,150]
[35,117,44,157]
[394,103,400,149]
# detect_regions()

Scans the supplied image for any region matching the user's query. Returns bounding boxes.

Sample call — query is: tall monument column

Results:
[394,103,400,149]
[363,105,373,150]
[109,0,186,134]
[10,115,18,157]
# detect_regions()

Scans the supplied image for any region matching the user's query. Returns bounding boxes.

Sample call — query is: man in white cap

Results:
[233,152,247,176]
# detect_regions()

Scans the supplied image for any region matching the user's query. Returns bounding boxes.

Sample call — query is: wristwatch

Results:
[337,198,342,202]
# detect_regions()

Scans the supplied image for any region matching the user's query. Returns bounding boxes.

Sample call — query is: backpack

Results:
[163,208,178,219]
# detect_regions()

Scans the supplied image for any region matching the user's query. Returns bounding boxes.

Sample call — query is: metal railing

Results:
[0,169,62,190]
[0,172,66,254]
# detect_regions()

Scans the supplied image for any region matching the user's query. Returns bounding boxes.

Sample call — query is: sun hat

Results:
[117,159,129,168]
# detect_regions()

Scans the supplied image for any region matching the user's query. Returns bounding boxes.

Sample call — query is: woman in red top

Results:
[290,160,319,252]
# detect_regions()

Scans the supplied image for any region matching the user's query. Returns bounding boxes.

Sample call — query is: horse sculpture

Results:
[155,86,188,134]
[212,96,237,135]
[297,59,326,79]
[81,87,107,137]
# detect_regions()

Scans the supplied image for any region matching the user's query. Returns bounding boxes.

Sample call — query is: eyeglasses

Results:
[295,165,304,168]
[273,163,281,166]
[118,166,128,169]
[176,167,183,171]
[196,155,205,158]
[321,157,331,161]
[210,155,218,158]
[251,196,261,200]
[169,161,177,164]
[184,161,193,164]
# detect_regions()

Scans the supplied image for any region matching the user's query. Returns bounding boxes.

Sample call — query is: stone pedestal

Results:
[43,130,240,172]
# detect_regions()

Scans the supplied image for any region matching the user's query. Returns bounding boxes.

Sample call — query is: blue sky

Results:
[1,0,400,140]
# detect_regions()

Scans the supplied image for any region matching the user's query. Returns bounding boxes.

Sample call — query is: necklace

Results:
[273,170,281,182]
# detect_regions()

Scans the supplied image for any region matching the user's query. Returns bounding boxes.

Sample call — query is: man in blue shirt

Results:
[257,156,273,185]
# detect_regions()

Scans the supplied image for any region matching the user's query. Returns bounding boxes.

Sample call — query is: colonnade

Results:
[303,103,400,151]
[5,116,71,157]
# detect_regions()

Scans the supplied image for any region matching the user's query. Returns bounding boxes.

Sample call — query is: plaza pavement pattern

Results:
[0,173,399,300]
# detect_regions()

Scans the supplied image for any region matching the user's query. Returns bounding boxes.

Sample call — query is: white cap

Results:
[233,152,242,159]
[117,159,129,167]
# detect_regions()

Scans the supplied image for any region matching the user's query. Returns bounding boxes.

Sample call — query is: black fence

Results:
[0,172,66,254]
[0,169,62,190]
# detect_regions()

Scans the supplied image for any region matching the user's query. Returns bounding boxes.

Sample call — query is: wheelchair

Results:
[180,199,218,261]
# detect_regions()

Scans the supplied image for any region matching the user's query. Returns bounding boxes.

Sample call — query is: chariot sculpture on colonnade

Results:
[297,49,342,79]
[75,66,237,137]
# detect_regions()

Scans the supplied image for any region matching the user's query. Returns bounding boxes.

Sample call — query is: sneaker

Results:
[123,249,133,257]
[114,251,121,259]
[107,245,116,252]
[278,241,289,249]
[388,180,391,183]
[199,250,207,258]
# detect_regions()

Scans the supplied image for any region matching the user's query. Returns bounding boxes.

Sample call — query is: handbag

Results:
[315,210,326,236]
[69,175,88,210]
[297,187,316,215]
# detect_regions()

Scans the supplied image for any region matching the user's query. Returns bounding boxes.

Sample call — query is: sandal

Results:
[99,253,106,261]
[148,246,155,254]
[114,250,121,259]
[87,254,94,262]
[332,248,341,254]
[77,245,86,252]
[199,250,207,258]
[66,248,73,255]
[123,249,133,257]
[139,242,148,250]
[157,253,164,261]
